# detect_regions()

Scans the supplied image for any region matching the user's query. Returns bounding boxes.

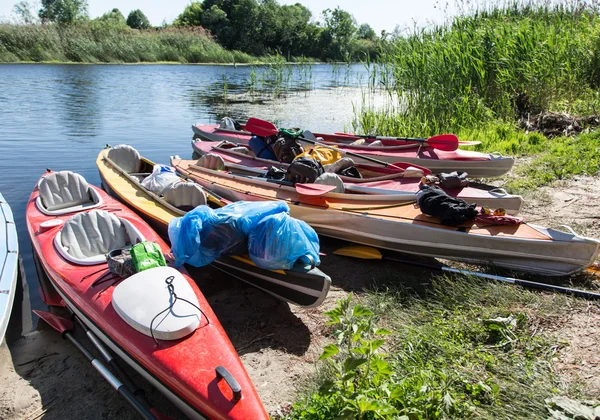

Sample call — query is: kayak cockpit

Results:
[54,209,145,265]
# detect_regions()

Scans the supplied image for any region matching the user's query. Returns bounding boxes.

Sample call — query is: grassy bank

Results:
[353,1,600,191]
[0,23,256,63]
[288,275,591,419]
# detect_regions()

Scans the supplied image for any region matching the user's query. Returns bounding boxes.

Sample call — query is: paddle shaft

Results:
[73,316,162,417]
[64,331,158,420]
[384,255,600,300]
[298,135,407,171]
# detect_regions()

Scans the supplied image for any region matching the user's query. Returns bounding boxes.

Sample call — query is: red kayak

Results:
[191,140,524,214]
[192,123,515,178]
[27,170,268,420]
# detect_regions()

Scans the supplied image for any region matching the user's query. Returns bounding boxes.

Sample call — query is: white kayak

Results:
[0,193,18,344]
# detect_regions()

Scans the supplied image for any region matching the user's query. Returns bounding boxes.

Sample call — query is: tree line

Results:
[11,0,380,61]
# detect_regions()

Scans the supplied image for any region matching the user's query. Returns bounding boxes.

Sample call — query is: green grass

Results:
[0,23,256,63]
[454,123,600,193]
[288,274,589,419]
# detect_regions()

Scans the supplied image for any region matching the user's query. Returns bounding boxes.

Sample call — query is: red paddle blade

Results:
[246,118,279,137]
[295,183,337,195]
[427,134,459,151]
[390,162,432,175]
[34,310,74,334]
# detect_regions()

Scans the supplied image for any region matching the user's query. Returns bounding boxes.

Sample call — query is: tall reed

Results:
[355,1,600,137]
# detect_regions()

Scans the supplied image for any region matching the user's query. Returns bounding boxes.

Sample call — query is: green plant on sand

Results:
[288,273,585,419]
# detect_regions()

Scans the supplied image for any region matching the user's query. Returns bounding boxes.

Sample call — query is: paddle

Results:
[296,183,337,195]
[244,118,420,173]
[334,132,481,147]
[329,132,458,151]
[333,246,600,300]
[34,310,159,420]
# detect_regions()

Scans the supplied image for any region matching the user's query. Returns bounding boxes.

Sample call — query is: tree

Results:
[39,0,88,23]
[174,1,203,26]
[126,9,150,29]
[321,7,357,60]
[13,1,38,24]
[98,8,125,26]
[357,23,376,41]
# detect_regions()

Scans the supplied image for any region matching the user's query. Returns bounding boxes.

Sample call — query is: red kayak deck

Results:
[26,172,268,420]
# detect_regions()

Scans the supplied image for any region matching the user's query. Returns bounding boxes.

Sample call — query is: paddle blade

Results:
[246,117,278,137]
[389,162,432,175]
[295,183,337,195]
[426,134,459,151]
[34,310,74,334]
[333,246,383,260]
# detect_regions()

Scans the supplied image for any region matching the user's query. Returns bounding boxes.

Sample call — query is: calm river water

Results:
[0,63,381,323]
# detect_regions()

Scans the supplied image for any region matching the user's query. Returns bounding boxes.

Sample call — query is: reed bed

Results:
[0,23,255,63]
[355,1,600,136]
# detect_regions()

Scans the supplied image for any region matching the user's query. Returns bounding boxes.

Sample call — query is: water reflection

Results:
[53,65,102,140]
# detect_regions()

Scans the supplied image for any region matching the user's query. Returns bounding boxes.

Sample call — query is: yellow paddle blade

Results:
[333,245,383,260]
[586,263,600,277]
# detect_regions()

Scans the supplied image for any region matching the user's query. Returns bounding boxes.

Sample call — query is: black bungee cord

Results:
[149,275,209,346]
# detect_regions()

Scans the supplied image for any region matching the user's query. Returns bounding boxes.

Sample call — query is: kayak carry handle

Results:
[216,366,242,401]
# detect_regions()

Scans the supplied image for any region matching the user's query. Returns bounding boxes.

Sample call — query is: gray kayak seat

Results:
[37,171,102,216]
[314,172,345,193]
[54,210,145,265]
[107,144,141,173]
[196,153,225,171]
[163,182,207,210]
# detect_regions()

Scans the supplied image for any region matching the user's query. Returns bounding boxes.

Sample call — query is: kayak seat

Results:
[37,171,103,216]
[107,144,141,174]
[163,182,207,211]
[55,210,145,265]
[314,172,345,193]
[197,153,225,171]
[112,266,201,341]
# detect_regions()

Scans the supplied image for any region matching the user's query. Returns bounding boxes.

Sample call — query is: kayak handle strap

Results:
[216,366,242,401]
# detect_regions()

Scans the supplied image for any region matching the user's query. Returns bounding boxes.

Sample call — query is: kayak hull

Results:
[191,140,524,214]
[27,173,268,420]
[172,158,600,277]
[192,124,515,178]
[0,193,18,344]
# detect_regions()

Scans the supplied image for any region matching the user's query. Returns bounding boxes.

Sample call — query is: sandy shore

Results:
[2,176,600,419]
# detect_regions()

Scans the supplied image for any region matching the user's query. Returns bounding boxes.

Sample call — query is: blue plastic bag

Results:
[248,211,321,270]
[168,201,289,267]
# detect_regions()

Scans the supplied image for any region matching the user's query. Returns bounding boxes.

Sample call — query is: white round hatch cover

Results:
[112,266,201,341]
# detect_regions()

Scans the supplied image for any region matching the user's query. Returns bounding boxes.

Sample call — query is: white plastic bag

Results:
[141,165,180,195]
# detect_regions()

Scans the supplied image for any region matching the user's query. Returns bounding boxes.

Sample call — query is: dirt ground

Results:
[2,175,600,419]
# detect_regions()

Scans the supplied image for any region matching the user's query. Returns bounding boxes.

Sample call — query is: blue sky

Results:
[0,0,454,33]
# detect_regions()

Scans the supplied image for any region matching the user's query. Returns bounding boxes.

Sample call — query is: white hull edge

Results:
[0,194,19,344]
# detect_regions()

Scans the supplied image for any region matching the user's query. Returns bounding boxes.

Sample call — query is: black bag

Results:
[286,157,324,184]
[338,166,362,179]
[271,135,304,163]
[417,185,478,226]
[265,166,287,181]
[438,171,469,189]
